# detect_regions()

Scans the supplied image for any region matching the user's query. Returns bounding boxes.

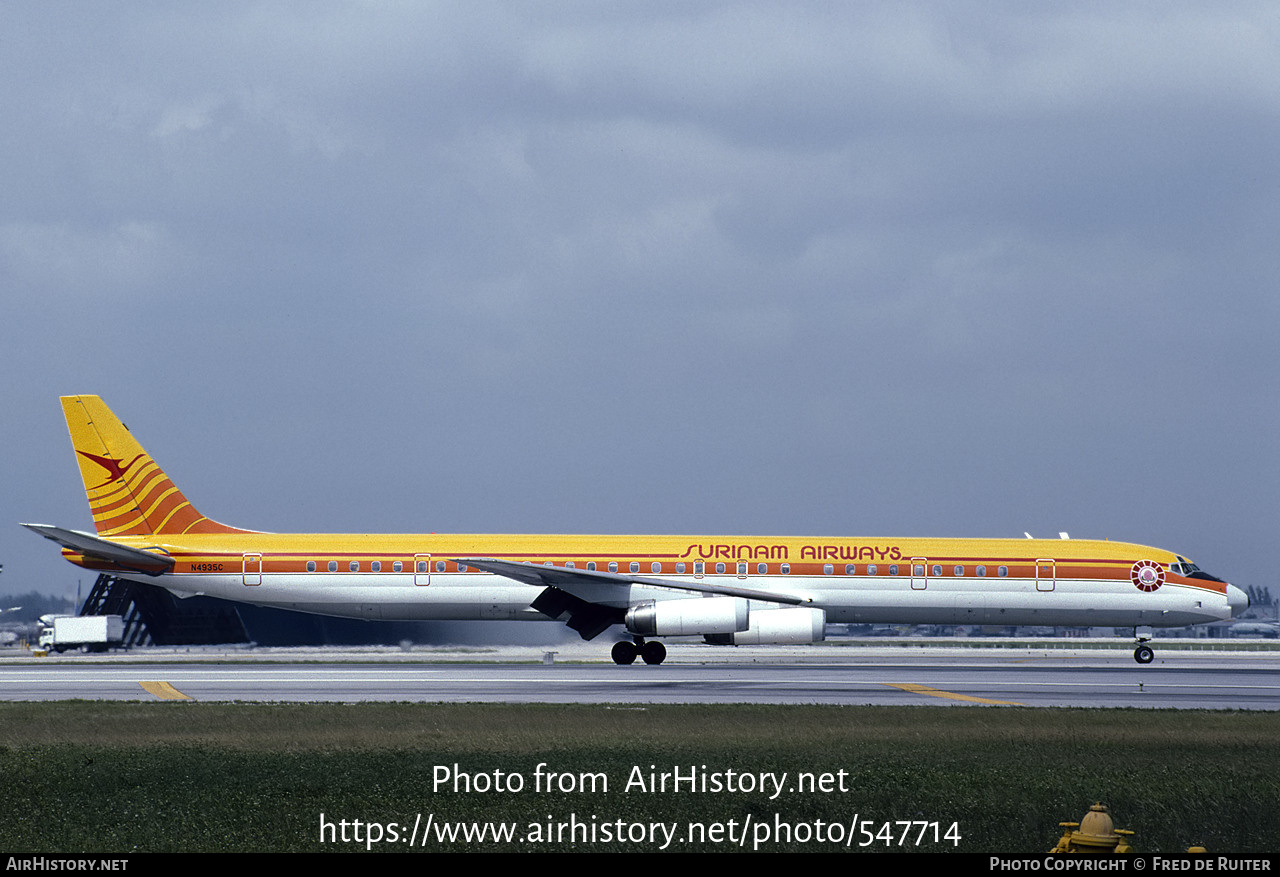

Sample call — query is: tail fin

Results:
[61,395,250,536]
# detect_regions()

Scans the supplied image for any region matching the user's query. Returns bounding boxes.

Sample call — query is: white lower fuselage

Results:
[132,567,1231,629]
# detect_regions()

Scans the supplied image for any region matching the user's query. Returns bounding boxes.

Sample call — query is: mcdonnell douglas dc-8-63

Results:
[24,396,1247,664]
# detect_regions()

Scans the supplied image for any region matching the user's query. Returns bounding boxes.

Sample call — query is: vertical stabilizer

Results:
[61,395,249,536]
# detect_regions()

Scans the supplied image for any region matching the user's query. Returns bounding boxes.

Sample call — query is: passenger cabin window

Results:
[738,562,747,575]
[932,565,942,576]
[954,565,963,576]
[566,561,575,568]
[436,561,445,572]
[587,562,596,571]
[393,561,403,572]
[609,562,618,572]
[889,564,898,576]
[372,561,381,572]
[757,563,767,574]
[652,562,661,573]
[350,561,359,572]
[328,561,337,572]
[781,563,790,575]
[630,562,639,573]
[845,564,855,575]
[976,565,986,577]
[913,564,924,576]
[307,561,316,572]
[716,562,725,574]
[458,563,468,572]
[998,566,1008,577]
[823,564,833,575]
[868,564,877,575]
[677,562,686,574]
[417,561,428,572]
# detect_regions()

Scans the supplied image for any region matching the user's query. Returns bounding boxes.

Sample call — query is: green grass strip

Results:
[1,703,1276,853]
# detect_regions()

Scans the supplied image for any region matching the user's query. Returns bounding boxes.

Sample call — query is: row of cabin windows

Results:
[835,563,1009,578]
[307,560,473,573]
[302,560,1010,577]
[308,560,411,573]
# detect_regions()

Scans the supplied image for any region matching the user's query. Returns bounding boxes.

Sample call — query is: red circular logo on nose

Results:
[1131,560,1165,592]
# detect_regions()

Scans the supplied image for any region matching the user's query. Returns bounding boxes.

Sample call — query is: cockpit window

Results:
[1170,556,1225,582]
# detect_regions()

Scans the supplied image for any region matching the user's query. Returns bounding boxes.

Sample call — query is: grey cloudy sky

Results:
[2,2,1276,600]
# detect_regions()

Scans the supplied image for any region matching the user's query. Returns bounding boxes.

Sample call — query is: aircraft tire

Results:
[1134,645,1154,664]
[611,641,638,665]
[640,640,666,665]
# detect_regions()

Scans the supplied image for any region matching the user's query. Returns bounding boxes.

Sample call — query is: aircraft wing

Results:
[453,557,811,606]
[21,523,175,576]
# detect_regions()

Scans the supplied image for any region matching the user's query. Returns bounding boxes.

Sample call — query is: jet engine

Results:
[703,607,827,645]
[624,597,749,637]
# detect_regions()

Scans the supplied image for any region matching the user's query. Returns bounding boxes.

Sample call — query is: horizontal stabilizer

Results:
[20,523,175,576]
[454,557,809,606]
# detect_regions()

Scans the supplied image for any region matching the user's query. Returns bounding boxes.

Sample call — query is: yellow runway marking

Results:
[884,682,1023,706]
[139,681,192,701]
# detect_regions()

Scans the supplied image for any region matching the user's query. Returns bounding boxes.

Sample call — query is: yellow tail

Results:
[61,395,249,536]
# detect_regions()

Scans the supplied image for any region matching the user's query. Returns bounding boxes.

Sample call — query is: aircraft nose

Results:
[1227,584,1249,617]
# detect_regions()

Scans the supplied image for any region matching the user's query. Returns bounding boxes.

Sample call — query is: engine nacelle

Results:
[703,608,827,645]
[625,597,750,637]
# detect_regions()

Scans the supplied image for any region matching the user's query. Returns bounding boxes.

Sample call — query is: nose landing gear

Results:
[611,638,667,665]
[1132,628,1155,664]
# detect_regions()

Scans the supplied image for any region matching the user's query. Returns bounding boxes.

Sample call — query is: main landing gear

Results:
[611,638,667,666]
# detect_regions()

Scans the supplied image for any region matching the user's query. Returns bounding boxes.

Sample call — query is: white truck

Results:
[37,615,125,653]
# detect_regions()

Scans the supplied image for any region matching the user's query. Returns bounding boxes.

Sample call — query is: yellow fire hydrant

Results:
[1049,803,1135,853]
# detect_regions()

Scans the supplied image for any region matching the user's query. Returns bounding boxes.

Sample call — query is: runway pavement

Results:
[3,643,1278,708]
